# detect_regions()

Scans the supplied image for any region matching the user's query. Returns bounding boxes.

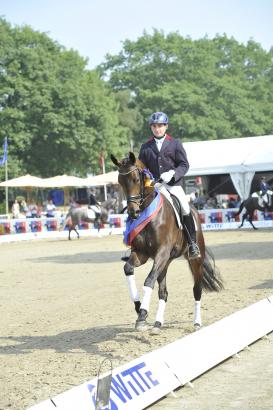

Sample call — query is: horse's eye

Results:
[132,176,140,184]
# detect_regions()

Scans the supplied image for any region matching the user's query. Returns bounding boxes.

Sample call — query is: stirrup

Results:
[188,242,201,260]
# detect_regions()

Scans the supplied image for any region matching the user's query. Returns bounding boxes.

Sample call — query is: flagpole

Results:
[5,158,8,215]
[102,156,107,201]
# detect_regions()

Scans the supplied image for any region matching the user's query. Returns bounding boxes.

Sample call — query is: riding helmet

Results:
[148,112,169,125]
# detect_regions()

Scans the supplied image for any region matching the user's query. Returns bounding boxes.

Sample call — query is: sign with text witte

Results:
[41,354,180,410]
[28,296,273,410]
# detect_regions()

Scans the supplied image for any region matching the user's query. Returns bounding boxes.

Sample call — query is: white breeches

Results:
[164,184,190,215]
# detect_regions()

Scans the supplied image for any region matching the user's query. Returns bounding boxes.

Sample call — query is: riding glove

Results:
[160,170,175,183]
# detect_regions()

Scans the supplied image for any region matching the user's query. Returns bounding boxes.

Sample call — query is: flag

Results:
[0,137,8,166]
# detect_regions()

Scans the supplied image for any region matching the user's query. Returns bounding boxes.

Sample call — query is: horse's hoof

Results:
[150,321,162,335]
[135,320,149,332]
[194,323,201,331]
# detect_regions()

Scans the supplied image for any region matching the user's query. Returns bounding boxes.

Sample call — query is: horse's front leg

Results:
[136,250,169,331]
[75,226,80,239]
[124,251,149,315]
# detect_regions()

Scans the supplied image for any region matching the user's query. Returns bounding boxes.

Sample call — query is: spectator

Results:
[227,197,237,208]
[203,196,218,209]
[28,200,39,218]
[45,199,56,217]
[11,199,20,219]
[192,192,205,210]
[20,199,28,215]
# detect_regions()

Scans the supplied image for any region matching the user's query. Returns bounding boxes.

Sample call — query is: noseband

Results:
[118,166,145,207]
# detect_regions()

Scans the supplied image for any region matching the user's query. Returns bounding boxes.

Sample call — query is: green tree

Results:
[0,18,128,179]
[100,30,273,149]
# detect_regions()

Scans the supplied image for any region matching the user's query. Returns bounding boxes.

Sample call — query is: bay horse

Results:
[111,152,223,334]
[234,190,273,229]
[63,205,109,240]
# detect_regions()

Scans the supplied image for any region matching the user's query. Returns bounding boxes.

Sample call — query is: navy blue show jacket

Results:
[138,134,189,186]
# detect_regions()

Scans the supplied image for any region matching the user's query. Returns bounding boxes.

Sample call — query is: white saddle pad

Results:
[87,209,96,219]
[252,192,265,207]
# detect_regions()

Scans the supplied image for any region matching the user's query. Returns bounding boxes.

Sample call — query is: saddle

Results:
[87,205,101,220]
[252,191,269,208]
[88,205,101,214]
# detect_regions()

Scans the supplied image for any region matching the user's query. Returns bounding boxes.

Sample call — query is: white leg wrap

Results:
[126,275,140,302]
[140,286,153,312]
[194,301,202,325]
[155,299,166,325]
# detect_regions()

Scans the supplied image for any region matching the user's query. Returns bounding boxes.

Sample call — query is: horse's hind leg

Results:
[150,272,169,335]
[238,213,247,229]
[248,213,258,230]
[189,259,203,330]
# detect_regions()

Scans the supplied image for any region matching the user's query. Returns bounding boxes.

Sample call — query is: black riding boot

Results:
[182,213,201,260]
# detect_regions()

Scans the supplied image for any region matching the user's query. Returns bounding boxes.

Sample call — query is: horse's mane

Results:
[120,156,154,189]
[136,159,145,169]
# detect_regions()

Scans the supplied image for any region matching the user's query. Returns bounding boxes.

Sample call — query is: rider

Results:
[88,188,101,221]
[259,176,270,209]
[138,111,201,260]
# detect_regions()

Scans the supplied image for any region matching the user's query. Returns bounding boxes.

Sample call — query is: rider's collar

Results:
[153,134,166,141]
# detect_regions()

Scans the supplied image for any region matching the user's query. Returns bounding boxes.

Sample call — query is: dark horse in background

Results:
[62,204,109,240]
[234,190,273,229]
[111,152,223,334]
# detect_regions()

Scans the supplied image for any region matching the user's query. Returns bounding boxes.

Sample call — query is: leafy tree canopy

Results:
[0,18,129,179]
[99,30,273,148]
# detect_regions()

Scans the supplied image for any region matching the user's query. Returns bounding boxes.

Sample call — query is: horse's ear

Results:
[110,154,121,168]
[128,152,136,164]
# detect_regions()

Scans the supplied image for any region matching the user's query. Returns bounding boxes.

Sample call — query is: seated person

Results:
[28,200,38,218]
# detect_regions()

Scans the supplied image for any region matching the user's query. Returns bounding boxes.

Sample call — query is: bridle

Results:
[118,166,146,207]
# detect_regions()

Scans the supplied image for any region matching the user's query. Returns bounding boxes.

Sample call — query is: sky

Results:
[1,0,273,69]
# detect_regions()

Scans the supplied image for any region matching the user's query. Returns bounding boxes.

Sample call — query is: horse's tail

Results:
[233,201,245,216]
[201,247,224,292]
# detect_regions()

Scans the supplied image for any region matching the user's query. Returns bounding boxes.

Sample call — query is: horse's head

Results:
[111,152,153,219]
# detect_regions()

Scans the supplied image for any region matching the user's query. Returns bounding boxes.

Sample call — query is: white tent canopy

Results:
[0,174,44,187]
[0,174,87,188]
[38,175,87,188]
[83,171,118,186]
[185,135,273,199]
[185,135,273,176]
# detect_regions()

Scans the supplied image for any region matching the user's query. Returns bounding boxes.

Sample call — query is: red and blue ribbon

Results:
[123,189,163,246]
